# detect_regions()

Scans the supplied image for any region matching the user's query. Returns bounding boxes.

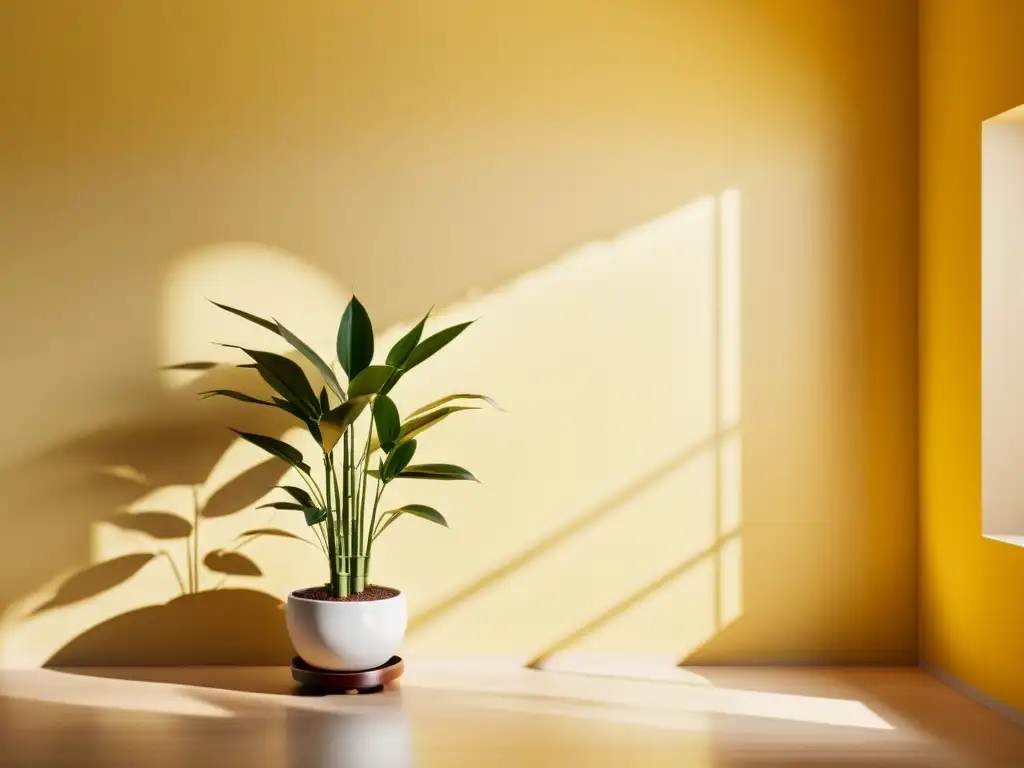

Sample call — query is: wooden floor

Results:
[0,658,1021,766]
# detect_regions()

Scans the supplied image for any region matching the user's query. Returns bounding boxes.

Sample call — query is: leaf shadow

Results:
[3,351,319,658]
[31,554,156,616]
[201,458,294,519]
[107,511,194,539]
[204,550,262,577]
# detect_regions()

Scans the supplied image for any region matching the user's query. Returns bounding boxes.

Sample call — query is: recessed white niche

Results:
[982,104,1024,548]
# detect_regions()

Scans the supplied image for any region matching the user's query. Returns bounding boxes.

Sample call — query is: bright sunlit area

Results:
[982,104,1024,548]
[1,1,1023,766]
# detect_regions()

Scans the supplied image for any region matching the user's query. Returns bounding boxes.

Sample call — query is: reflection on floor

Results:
[0,658,1021,767]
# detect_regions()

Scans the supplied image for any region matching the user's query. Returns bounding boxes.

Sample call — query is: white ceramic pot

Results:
[286,589,407,671]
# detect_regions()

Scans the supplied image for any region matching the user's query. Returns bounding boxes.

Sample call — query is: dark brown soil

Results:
[293,584,400,603]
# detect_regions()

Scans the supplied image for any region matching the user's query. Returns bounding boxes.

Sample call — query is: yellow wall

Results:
[0,1,918,666]
[919,0,1024,712]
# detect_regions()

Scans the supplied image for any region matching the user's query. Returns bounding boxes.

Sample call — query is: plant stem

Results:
[346,428,359,594]
[348,428,357,550]
[296,468,327,510]
[312,522,329,557]
[358,408,375,557]
[340,439,352,596]
[373,510,399,541]
[332,452,343,556]
[323,453,341,596]
[324,454,331,535]
[294,465,331,570]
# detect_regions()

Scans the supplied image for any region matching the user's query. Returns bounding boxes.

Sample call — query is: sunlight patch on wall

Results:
[719,536,743,626]
[0,191,744,665]
[718,188,742,430]
[384,194,733,655]
[160,242,350,384]
[719,435,742,536]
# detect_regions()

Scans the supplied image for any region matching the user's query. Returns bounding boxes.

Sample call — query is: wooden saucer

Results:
[290,655,404,694]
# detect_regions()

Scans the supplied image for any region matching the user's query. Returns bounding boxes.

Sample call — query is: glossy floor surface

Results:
[1,658,1021,766]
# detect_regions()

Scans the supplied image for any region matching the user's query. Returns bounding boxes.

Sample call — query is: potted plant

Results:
[201,297,494,671]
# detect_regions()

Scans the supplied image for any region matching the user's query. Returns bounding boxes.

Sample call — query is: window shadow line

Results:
[407,427,738,636]
[525,531,739,669]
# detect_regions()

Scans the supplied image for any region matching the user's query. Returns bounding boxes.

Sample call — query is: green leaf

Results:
[382,439,417,482]
[237,528,315,546]
[385,504,448,528]
[373,395,400,448]
[369,405,479,453]
[231,429,310,474]
[368,457,385,480]
[406,394,502,419]
[378,368,402,397]
[107,512,193,540]
[230,347,320,418]
[200,389,275,406]
[271,396,304,418]
[203,550,262,576]
[348,365,396,398]
[385,310,430,368]
[269,397,314,437]
[209,300,279,333]
[270,398,331,447]
[337,295,374,380]
[257,501,305,510]
[258,501,325,525]
[319,386,330,413]
[277,485,313,507]
[303,505,328,525]
[402,321,473,371]
[277,320,347,401]
[319,396,371,452]
[396,463,478,482]
[401,406,479,442]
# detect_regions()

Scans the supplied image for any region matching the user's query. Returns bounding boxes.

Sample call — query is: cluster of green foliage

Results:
[204,297,493,597]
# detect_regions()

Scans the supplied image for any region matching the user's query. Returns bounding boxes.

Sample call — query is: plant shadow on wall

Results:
[40,466,307,666]
[1,189,743,669]
[1,289,495,667]
[23,364,323,666]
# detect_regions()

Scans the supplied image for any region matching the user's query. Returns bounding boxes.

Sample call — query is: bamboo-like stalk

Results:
[358,409,374,559]
[332,454,343,562]
[347,429,358,594]
[339,438,352,596]
[323,454,342,596]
